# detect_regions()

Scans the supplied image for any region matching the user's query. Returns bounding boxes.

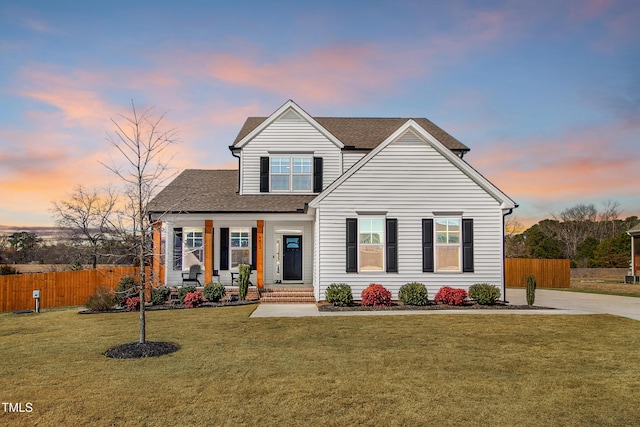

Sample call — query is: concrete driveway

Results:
[506,288,640,321]
[251,289,640,321]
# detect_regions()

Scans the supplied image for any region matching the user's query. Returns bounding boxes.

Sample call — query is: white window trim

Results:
[269,155,313,193]
[434,217,462,273]
[358,216,386,272]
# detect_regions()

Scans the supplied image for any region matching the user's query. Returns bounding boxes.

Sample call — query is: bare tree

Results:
[101,101,178,344]
[51,185,118,269]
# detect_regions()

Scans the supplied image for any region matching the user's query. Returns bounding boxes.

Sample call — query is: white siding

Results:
[240,112,341,194]
[264,220,314,284]
[314,130,505,300]
[342,152,365,173]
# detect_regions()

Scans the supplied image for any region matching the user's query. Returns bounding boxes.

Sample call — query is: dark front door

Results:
[283,235,302,281]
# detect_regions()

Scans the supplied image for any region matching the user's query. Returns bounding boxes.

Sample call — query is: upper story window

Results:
[270,156,312,192]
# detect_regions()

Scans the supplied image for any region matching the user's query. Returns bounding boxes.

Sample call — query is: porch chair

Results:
[181,264,203,287]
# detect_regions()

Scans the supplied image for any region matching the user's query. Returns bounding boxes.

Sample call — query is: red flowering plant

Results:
[361,283,392,307]
[183,290,205,308]
[434,286,468,306]
[125,296,140,311]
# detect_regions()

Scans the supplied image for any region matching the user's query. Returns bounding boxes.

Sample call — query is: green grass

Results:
[2,306,640,426]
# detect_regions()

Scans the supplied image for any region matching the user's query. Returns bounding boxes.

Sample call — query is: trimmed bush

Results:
[238,263,251,301]
[115,277,138,306]
[434,286,468,306]
[361,283,392,307]
[125,296,140,311]
[184,291,204,308]
[526,275,537,306]
[204,283,226,302]
[325,283,353,306]
[177,285,197,303]
[85,285,115,311]
[468,283,501,305]
[398,282,429,306]
[151,287,171,305]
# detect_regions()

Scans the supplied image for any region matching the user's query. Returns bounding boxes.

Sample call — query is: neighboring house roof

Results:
[147,170,314,214]
[233,117,469,153]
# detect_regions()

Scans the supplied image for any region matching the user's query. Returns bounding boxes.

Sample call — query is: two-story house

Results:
[147,100,517,301]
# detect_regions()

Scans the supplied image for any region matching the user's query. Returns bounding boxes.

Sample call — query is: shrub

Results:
[203,283,226,302]
[184,291,204,308]
[398,282,429,306]
[526,275,537,306]
[238,264,251,301]
[325,283,353,306]
[177,285,196,303]
[151,287,171,305]
[85,285,115,311]
[361,283,392,307]
[0,265,19,275]
[125,296,140,311]
[468,283,501,305]
[115,277,138,306]
[434,286,468,306]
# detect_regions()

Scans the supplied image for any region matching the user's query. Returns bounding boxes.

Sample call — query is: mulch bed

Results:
[104,341,180,359]
[79,299,259,314]
[317,302,552,312]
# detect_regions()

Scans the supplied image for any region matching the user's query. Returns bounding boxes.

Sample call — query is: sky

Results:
[1,0,639,228]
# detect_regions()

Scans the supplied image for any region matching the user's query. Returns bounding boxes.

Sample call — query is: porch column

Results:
[205,220,213,285]
[257,220,264,288]
[152,221,162,286]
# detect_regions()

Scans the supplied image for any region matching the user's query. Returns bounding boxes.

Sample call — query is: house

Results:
[147,100,517,301]
[627,224,640,283]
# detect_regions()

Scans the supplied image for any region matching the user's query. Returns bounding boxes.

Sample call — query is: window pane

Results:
[271,175,289,190]
[436,246,460,271]
[292,157,312,173]
[292,175,311,190]
[231,249,250,268]
[360,245,384,271]
[271,157,290,173]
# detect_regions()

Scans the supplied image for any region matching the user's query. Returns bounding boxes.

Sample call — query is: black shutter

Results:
[220,228,229,271]
[346,218,358,272]
[313,157,323,193]
[462,219,474,272]
[260,157,269,193]
[422,219,434,272]
[173,228,183,270]
[386,218,398,273]
[251,227,257,270]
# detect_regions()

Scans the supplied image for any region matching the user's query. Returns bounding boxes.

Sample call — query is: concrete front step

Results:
[259,288,316,303]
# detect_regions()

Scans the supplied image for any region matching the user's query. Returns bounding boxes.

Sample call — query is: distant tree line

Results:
[506,202,639,268]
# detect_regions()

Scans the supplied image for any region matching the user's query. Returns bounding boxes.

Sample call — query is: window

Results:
[359,218,385,271]
[183,228,204,268]
[230,228,251,269]
[435,219,461,272]
[270,156,312,191]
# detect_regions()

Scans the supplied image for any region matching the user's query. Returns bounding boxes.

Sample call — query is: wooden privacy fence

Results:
[0,267,158,312]
[505,258,570,288]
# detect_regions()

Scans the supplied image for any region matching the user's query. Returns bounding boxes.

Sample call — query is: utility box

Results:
[33,290,40,299]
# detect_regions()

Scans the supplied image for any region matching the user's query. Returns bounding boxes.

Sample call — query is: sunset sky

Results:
[1,0,639,228]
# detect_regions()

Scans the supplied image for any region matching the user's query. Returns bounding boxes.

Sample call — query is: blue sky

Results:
[1,0,639,227]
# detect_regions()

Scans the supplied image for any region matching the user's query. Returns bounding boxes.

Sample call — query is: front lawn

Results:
[1,306,640,425]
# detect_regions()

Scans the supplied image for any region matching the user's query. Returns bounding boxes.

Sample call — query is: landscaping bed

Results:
[317,301,551,312]
[78,298,259,314]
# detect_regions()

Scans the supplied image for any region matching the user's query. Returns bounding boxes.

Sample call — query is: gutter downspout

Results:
[229,146,241,194]
[502,207,515,303]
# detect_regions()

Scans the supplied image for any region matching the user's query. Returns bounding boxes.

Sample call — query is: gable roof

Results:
[628,224,640,236]
[147,170,314,214]
[309,120,516,210]
[232,101,469,154]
